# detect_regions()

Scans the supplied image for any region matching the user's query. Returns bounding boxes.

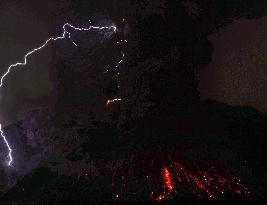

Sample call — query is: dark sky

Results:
[0,0,127,126]
[0,0,123,186]
[2,0,267,128]
[199,13,267,113]
[0,0,74,125]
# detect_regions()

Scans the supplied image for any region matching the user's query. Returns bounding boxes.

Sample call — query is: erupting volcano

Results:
[82,154,252,202]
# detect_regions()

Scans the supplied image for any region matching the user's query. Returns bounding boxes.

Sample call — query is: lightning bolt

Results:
[106,98,122,106]
[0,21,120,166]
[104,50,125,74]
[0,124,12,166]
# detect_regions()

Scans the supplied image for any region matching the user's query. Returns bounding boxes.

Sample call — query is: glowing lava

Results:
[163,167,174,192]
[110,157,251,202]
[172,161,215,199]
[155,166,175,202]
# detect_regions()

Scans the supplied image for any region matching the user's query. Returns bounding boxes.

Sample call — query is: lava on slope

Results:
[110,156,251,202]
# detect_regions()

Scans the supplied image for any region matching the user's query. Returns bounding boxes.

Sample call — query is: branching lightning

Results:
[0,21,123,166]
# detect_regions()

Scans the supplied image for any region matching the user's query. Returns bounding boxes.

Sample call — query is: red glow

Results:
[155,194,166,202]
[153,166,175,202]
[173,162,215,199]
[71,154,251,202]
[163,167,174,192]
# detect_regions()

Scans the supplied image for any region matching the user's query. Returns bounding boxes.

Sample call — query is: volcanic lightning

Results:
[0,21,124,166]
[0,124,12,166]
[106,98,122,106]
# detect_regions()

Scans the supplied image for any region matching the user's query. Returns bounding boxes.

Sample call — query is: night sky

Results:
[0,0,266,204]
[200,13,267,112]
[0,0,71,125]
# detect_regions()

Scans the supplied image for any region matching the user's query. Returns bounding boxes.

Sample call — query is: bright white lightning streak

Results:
[0,22,117,166]
[103,52,125,74]
[115,52,125,69]
[0,124,12,166]
[106,98,122,106]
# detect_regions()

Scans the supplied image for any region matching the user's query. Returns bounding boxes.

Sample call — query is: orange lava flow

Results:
[163,167,174,192]
[173,162,215,199]
[155,166,174,202]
